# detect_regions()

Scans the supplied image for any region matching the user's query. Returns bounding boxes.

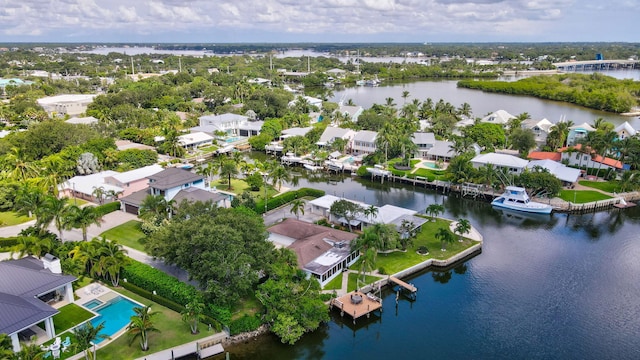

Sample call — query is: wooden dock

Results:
[134,332,227,360]
[330,291,382,323]
[389,276,417,293]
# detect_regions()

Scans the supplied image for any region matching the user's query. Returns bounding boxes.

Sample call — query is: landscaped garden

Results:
[50,304,94,334]
[100,220,147,252]
[347,272,383,292]
[578,180,620,193]
[356,218,480,275]
[559,189,613,204]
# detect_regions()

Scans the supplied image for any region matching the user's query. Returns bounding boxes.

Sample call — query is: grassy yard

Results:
[0,211,32,226]
[412,168,447,181]
[347,272,383,292]
[578,180,620,193]
[51,304,95,334]
[353,218,480,275]
[97,287,215,360]
[100,220,147,252]
[559,190,613,204]
[323,273,343,290]
[230,292,263,320]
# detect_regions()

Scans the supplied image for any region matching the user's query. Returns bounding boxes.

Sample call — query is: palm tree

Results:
[0,147,39,182]
[69,241,103,276]
[268,164,290,192]
[363,205,379,223]
[91,186,106,205]
[547,120,574,149]
[15,183,46,219]
[12,341,46,360]
[457,102,472,117]
[11,235,55,258]
[64,205,104,241]
[219,160,239,190]
[401,90,410,104]
[128,305,160,351]
[425,203,445,221]
[435,227,455,251]
[181,298,205,335]
[38,195,68,239]
[38,155,74,196]
[94,237,128,286]
[74,321,108,360]
[385,97,396,108]
[454,218,472,242]
[289,199,305,220]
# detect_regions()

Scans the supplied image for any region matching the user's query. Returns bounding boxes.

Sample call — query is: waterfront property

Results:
[0,255,76,352]
[267,218,360,287]
[198,113,264,137]
[471,152,529,174]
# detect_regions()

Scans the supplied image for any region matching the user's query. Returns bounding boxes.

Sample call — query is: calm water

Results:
[330,78,640,128]
[212,174,640,360]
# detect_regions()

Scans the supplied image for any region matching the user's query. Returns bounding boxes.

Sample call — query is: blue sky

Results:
[0,0,637,43]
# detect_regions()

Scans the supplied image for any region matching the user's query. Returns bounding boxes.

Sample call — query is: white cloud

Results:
[0,0,633,42]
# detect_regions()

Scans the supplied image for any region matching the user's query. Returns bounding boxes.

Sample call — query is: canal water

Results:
[330,78,640,129]
[210,174,640,360]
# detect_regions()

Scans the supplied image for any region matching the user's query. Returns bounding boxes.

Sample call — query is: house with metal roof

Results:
[198,113,263,137]
[36,94,97,117]
[267,218,359,287]
[614,121,636,140]
[316,127,356,147]
[412,132,436,158]
[178,132,214,150]
[0,255,76,352]
[522,118,554,147]
[480,110,515,125]
[352,130,378,155]
[103,164,164,197]
[526,159,581,185]
[60,171,123,203]
[471,153,529,174]
[567,122,596,146]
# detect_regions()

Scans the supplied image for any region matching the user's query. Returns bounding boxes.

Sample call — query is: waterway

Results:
[213,174,640,360]
[330,78,640,128]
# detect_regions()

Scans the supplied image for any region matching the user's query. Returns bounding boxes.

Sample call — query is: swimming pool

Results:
[225,137,241,143]
[422,161,439,169]
[86,296,141,343]
[83,299,103,310]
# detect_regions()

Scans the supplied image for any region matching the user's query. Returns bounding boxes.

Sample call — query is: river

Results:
[213,174,640,360]
[329,78,640,128]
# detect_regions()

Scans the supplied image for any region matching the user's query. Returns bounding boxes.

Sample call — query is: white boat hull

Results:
[491,198,553,214]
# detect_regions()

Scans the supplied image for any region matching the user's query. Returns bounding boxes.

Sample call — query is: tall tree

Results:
[329,199,363,232]
[425,203,445,221]
[454,219,472,242]
[74,321,108,360]
[435,227,455,251]
[289,199,305,220]
[64,205,103,241]
[181,297,205,335]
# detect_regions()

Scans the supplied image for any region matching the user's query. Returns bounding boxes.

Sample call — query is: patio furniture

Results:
[62,336,71,348]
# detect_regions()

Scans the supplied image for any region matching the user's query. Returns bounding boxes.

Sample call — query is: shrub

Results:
[122,260,198,305]
[95,202,120,216]
[207,304,232,326]
[378,267,387,275]
[0,237,19,249]
[320,293,334,302]
[120,281,185,313]
[254,188,325,214]
[229,314,262,335]
[417,246,429,255]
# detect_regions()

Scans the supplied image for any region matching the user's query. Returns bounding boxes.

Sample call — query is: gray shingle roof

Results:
[172,187,227,205]
[148,168,204,190]
[0,257,75,335]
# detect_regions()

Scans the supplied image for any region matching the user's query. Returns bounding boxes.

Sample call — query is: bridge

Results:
[553,59,639,71]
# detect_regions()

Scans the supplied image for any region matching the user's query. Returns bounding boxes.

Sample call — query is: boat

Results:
[491,186,553,214]
[303,163,323,172]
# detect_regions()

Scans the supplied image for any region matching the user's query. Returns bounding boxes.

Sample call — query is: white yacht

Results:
[491,186,553,214]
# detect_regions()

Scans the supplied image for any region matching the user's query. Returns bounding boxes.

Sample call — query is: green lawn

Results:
[559,190,613,204]
[578,180,620,193]
[323,273,343,290]
[0,211,32,226]
[51,304,95,334]
[100,220,147,251]
[353,219,480,275]
[411,168,447,181]
[97,287,215,360]
[230,291,263,320]
[347,272,383,292]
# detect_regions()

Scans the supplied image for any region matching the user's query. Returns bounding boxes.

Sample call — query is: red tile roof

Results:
[558,145,623,169]
[528,151,561,161]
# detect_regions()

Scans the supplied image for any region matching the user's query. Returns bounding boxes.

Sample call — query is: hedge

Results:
[0,237,19,249]
[254,188,325,214]
[95,201,121,216]
[120,281,221,331]
[121,261,199,305]
[229,314,262,335]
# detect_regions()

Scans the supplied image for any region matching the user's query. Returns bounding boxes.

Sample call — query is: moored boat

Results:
[491,186,553,214]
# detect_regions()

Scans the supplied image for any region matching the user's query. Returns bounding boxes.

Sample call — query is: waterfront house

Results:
[425,140,458,162]
[526,159,581,185]
[0,255,76,352]
[352,130,378,155]
[316,127,356,148]
[471,152,529,174]
[558,144,624,172]
[338,104,364,122]
[480,110,515,126]
[614,121,636,140]
[177,131,214,151]
[289,95,323,110]
[566,123,596,146]
[267,218,359,287]
[412,132,436,158]
[280,127,313,140]
[198,113,264,137]
[521,118,554,147]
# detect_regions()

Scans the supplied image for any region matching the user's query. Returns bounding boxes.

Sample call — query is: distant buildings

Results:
[37,94,97,117]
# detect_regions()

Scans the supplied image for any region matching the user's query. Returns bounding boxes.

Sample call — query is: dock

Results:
[134,332,227,360]
[389,276,417,294]
[330,291,382,323]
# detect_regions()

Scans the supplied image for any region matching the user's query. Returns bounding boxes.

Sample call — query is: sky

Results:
[0,0,637,43]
